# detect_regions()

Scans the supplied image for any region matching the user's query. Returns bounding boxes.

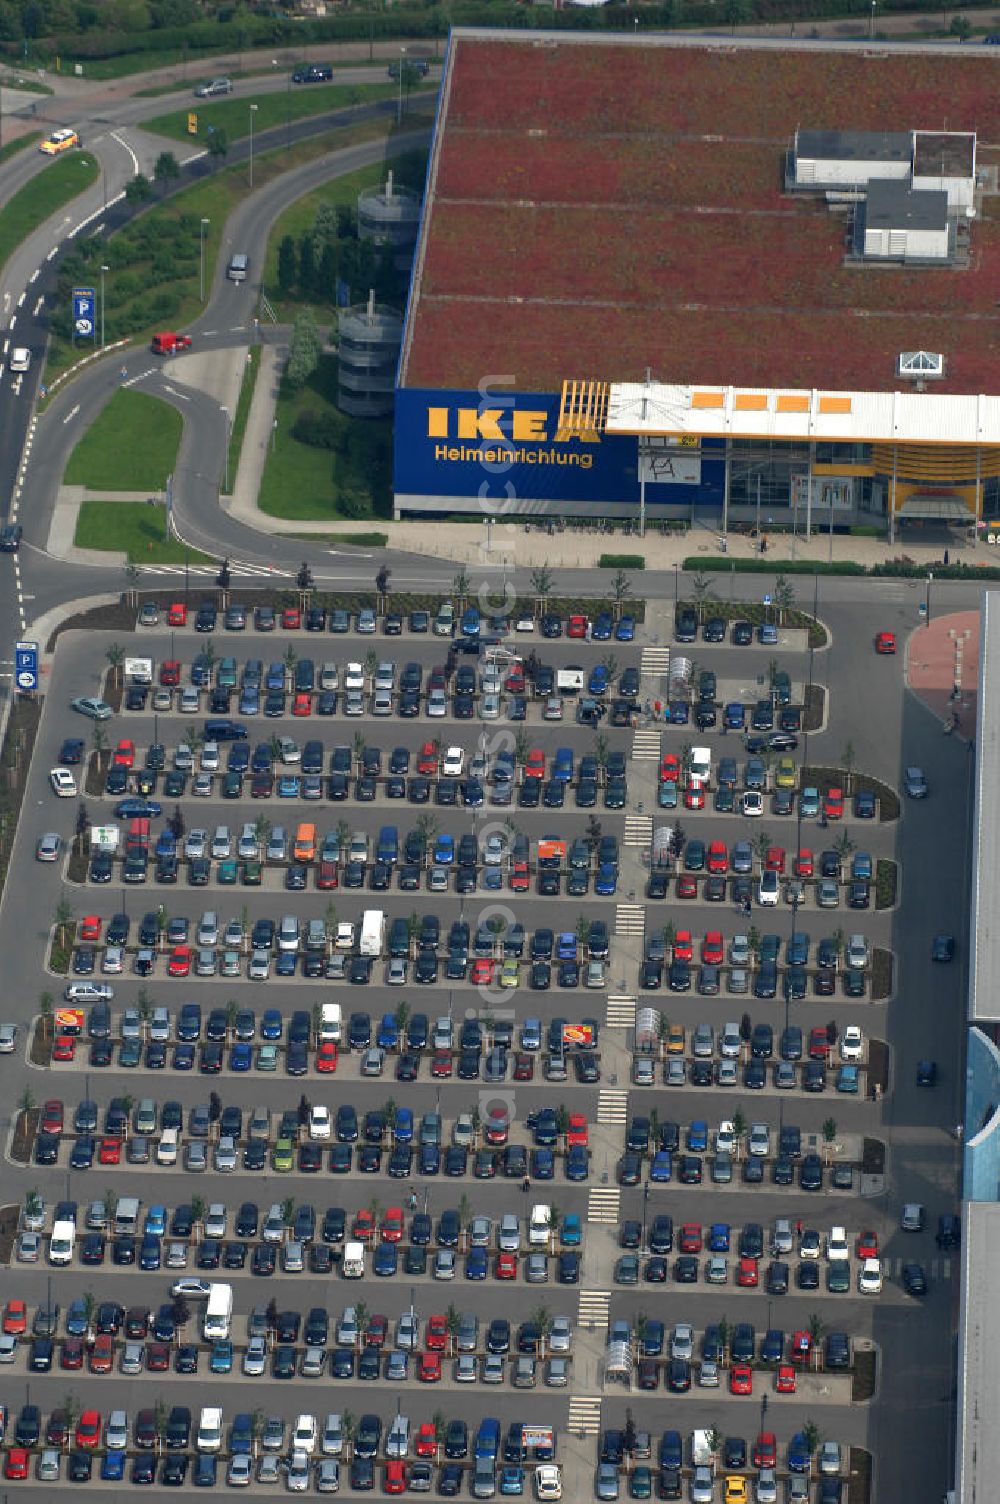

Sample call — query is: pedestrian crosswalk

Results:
[885,1255,952,1280]
[623,813,653,847]
[630,728,661,760]
[606,994,637,1030]
[640,645,671,675]
[568,1394,604,1436]
[615,904,645,937]
[597,1089,629,1127]
[139,562,295,578]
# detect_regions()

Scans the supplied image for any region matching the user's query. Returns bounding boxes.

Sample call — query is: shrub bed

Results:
[875,859,898,910]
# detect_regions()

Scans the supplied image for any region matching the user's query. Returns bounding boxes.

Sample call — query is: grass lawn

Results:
[258,360,339,522]
[74,500,213,563]
[148,80,410,144]
[0,150,99,277]
[42,114,402,387]
[0,133,40,165]
[228,343,262,488]
[64,389,182,491]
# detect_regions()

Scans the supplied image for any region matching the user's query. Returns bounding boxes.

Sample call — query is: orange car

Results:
[3,1299,27,1335]
[823,787,844,820]
[567,1114,589,1147]
[112,739,135,768]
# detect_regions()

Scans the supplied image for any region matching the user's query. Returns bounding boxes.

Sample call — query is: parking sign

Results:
[72,287,95,339]
[14,640,38,692]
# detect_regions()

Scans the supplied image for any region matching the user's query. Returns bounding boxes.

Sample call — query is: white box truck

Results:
[360,910,385,958]
[320,1003,342,1043]
[202,1283,233,1340]
[49,1219,75,1266]
[689,746,711,789]
[342,1241,365,1278]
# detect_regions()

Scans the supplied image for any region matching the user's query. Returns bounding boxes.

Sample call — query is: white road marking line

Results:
[32,297,43,317]
[62,404,80,425]
[28,269,39,285]
[16,292,25,308]
[45,247,58,261]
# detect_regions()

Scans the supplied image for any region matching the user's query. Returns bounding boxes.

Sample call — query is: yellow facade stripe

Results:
[776,395,810,413]
[819,396,852,414]
[691,391,725,409]
[735,394,768,411]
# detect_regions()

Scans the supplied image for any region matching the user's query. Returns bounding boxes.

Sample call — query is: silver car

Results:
[244,1335,267,1375]
[633,1056,655,1086]
[316,1459,340,1493]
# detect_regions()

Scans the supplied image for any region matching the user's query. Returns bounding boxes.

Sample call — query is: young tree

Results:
[773,573,796,624]
[124,172,152,202]
[38,990,54,1041]
[206,126,228,167]
[840,740,857,794]
[153,150,180,184]
[530,566,553,612]
[285,309,322,390]
[451,569,471,608]
[105,641,126,690]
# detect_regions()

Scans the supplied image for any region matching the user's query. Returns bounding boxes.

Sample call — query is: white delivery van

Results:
[342,1241,365,1278]
[689,746,711,789]
[360,910,385,958]
[114,1197,140,1235]
[49,1219,76,1266]
[320,1003,342,1043]
[528,1204,551,1246]
[197,1407,224,1453]
[202,1283,233,1340]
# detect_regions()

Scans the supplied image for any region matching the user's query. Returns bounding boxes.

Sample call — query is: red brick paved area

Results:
[907,609,979,737]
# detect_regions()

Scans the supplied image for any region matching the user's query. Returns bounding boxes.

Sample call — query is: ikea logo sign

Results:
[425,405,596,470]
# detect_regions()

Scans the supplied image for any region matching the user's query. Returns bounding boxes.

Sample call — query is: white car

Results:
[670,1323,694,1361]
[309,1105,332,1140]
[335,923,355,951]
[243,1336,267,1375]
[49,766,77,797]
[0,1024,16,1053]
[716,1120,736,1154]
[818,1442,841,1476]
[846,933,869,970]
[102,945,124,975]
[200,741,220,772]
[826,1226,850,1262]
[748,1122,770,1157]
[742,790,763,817]
[757,870,779,905]
[534,1465,562,1500]
[227,1455,253,1487]
[286,1452,310,1491]
[443,747,465,777]
[434,1249,456,1280]
[344,663,364,691]
[755,1468,777,1504]
[292,1415,318,1455]
[427,689,447,716]
[9,347,30,372]
[170,1277,212,1299]
[210,825,231,859]
[858,1257,882,1294]
[729,935,750,966]
[185,829,208,859]
[839,1025,864,1062]
[278,736,300,764]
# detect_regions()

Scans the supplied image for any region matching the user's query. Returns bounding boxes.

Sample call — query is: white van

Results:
[342,1241,365,1278]
[197,1407,224,1453]
[320,1003,342,1043]
[227,252,248,282]
[528,1204,551,1246]
[202,1283,233,1340]
[49,1219,75,1266]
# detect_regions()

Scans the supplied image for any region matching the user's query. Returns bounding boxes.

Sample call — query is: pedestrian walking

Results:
[521,1175,530,1193]
[795,1219,803,1237]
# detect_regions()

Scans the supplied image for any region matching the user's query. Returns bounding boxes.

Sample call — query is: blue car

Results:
[144,1204,167,1237]
[482,867,503,890]
[615,614,635,642]
[66,1299,89,1336]
[209,1340,233,1373]
[836,1065,859,1093]
[787,1433,810,1474]
[649,1150,672,1183]
[595,864,618,895]
[588,664,610,696]
[266,663,285,691]
[239,689,259,715]
[193,1455,218,1487]
[500,1465,525,1495]
[377,1014,399,1050]
[687,1120,708,1152]
[465,1248,488,1280]
[565,1146,590,1181]
[561,1214,583,1246]
[668,700,690,724]
[592,612,613,641]
[394,1107,414,1143]
[373,1241,398,1277]
[709,1223,730,1251]
[276,953,297,977]
[724,702,746,730]
[139,1235,161,1270]
[230,1042,252,1072]
[277,774,300,797]
[419,1143,440,1176]
[553,748,574,782]
[101,1453,126,1482]
[433,834,455,865]
[114,798,162,818]
[461,606,481,637]
[173,1043,195,1070]
[532,1148,555,1180]
[261,1008,283,1040]
[758,623,779,645]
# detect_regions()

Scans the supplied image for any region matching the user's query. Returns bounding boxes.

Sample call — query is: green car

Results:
[404,1245,427,1275]
[826,1261,851,1293]
[257,1044,279,1072]
[271,1136,294,1171]
[629,1467,653,1500]
[221,772,243,799]
[242,860,262,886]
[799,786,821,818]
[713,787,734,813]
[216,858,238,885]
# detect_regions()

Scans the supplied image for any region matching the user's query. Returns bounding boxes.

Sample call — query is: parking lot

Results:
[0,587,942,1501]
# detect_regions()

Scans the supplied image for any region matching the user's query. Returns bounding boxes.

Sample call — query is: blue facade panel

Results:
[394,387,725,508]
[964,1026,1000,1202]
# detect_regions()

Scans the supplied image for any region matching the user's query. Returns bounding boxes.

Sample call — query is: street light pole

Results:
[199,217,210,301]
[249,103,258,188]
[99,264,109,348]
[926,570,934,627]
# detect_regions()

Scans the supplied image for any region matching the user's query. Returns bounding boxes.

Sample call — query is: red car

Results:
[707,840,728,873]
[5,1448,28,1479]
[112,739,135,768]
[729,1364,753,1395]
[3,1300,26,1335]
[159,659,181,687]
[430,1051,452,1078]
[425,1315,447,1351]
[701,931,724,965]
[366,1314,388,1347]
[678,1223,702,1254]
[513,1053,534,1081]
[567,1114,589,1147]
[41,1099,64,1134]
[676,874,698,899]
[753,1432,777,1468]
[419,1352,441,1382]
[790,1331,812,1366]
[384,1461,407,1494]
[874,631,896,654]
[316,1042,338,1073]
[684,786,705,810]
[61,1337,85,1369]
[673,930,693,962]
[856,1230,879,1260]
[168,945,193,977]
[415,1424,437,1458]
[470,958,495,985]
[495,1252,518,1280]
[316,860,338,891]
[79,915,101,942]
[510,862,530,893]
[794,848,814,878]
[281,607,301,630]
[76,1410,102,1447]
[525,749,546,780]
[776,1364,796,1394]
[765,845,786,873]
[167,602,187,626]
[146,1342,170,1372]
[417,742,438,776]
[737,1256,759,1287]
[809,1026,831,1060]
[291,692,312,717]
[98,1138,122,1165]
[659,753,680,784]
[381,1208,405,1243]
[504,666,525,694]
[567,614,588,638]
[52,1035,77,1062]
[352,1210,375,1242]
[823,786,844,820]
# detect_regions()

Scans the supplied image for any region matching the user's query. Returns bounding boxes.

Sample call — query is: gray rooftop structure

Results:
[796,128,911,163]
[865,179,948,233]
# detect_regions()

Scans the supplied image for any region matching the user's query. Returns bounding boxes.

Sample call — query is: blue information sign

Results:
[14,640,38,692]
[72,287,96,340]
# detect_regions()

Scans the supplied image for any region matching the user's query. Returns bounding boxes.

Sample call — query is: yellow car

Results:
[774,756,797,790]
[271,1136,294,1172]
[724,1478,748,1504]
[500,958,520,990]
[666,1022,686,1054]
[39,128,80,155]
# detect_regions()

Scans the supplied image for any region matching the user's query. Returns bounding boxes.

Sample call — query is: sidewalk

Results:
[226,339,286,527]
[907,609,980,735]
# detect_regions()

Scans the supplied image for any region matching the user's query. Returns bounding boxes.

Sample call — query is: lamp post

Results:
[99,264,109,348]
[870,0,877,34]
[926,570,934,627]
[397,47,407,124]
[248,103,258,188]
[199,217,210,301]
